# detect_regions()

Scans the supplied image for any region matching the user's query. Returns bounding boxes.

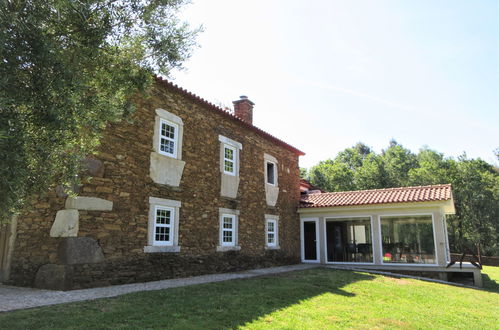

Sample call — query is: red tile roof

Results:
[154,76,305,156]
[300,184,452,208]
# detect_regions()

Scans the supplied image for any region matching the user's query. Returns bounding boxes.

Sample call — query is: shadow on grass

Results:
[482,273,499,293]
[0,268,375,329]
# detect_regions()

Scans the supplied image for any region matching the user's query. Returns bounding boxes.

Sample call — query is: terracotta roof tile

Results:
[300,184,452,208]
[154,76,305,156]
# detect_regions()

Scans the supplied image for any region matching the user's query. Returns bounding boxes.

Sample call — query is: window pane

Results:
[161,123,175,139]
[326,217,373,263]
[268,221,274,232]
[223,217,233,229]
[155,226,170,242]
[223,230,233,242]
[224,147,234,160]
[266,162,275,184]
[160,138,175,154]
[267,233,275,244]
[156,209,171,224]
[224,160,234,173]
[381,215,435,264]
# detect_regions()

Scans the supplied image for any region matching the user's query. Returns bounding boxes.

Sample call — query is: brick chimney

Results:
[233,95,254,124]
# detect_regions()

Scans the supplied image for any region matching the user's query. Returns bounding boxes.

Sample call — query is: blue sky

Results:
[172,0,499,168]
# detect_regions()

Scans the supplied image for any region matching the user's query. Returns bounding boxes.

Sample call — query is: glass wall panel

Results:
[380,215,435,264]
[326,217,373,263]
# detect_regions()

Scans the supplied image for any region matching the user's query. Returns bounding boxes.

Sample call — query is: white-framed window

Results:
[221,214,236,246]
[265,214,279,249]
[264,153,278,188]
[217,208,240,252]
[266,219,277,247]
[159,119,179,158]
[145,197,181,253]
[223,144,237,175]
[153,206,174,246]
[152,108,184,161]
[218,135,242,178]
[266,161,276,185]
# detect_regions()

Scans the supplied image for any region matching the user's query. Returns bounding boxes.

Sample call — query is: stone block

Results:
[265,185,279,207]
[150,152,185,186]
[50,210,79,237]
[221,173,240,198]
[65,196,113,211]
[82,158,105,177]
[58,237,105,265]
[35,264,73,290]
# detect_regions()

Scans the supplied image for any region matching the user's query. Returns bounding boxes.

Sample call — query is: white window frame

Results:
[223,144,237,176]
[153,205,174,246]
[265,217,279,249]
[217,208,241,252]
[158,118,179,158]
[218,135,242,177]
[221,214,236,246]
[265,161,277,186]
[144,197,181,253]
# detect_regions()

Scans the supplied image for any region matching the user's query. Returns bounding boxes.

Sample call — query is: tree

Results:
[381,140,417,187]
[0,0,200,223]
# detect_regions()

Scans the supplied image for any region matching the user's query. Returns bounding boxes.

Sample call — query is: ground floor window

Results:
[380,215,436,264]
[326,217,373,263]
[266,218,278,247]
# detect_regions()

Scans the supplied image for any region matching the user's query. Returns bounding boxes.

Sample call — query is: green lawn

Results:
[1,267,498,329]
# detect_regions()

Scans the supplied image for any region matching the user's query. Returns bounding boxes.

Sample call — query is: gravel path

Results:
[0,264,318,313]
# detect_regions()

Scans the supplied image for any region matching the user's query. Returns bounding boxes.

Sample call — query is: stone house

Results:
[0,77,304,290]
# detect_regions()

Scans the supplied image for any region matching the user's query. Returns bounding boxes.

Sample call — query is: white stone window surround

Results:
[219,135,242,175]
[150,109,186,187]
[217,208,241,252]
[264,153,278,186]
[144,197,181,253]
[153,109,184,159]
[219,135,242,198]
[265,214,280,249]
[264,153,279,207]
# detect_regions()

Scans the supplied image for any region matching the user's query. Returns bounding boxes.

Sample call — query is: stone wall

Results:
[9,81,302,289]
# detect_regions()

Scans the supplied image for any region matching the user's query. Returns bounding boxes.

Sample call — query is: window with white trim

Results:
[221,214,236,246]
[266,161,276,185]
[266,219,277,247]
[217,208,240,252]
[223,145,236,175]
[154,206,174,246]
[159,119,179,158]
[145,197,181,253]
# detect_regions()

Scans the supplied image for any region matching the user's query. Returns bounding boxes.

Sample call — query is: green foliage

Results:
[0,0,199,223]
[307,141,499,255]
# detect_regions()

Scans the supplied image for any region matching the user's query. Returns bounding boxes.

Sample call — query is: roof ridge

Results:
[154,76,305,156]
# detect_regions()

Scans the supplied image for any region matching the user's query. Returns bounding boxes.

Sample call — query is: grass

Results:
[0,266,498,329]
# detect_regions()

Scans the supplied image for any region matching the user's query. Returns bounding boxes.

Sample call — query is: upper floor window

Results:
[159,119,179,158]
[266,161,276,185]
[218,135,242,177]
[223,145,237,175]
[153,109,184,160]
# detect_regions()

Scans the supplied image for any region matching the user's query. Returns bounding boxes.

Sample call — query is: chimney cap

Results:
[233,95,255,105]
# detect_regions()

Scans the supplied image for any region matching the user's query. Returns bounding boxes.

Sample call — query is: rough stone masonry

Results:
[8,79,303,290]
